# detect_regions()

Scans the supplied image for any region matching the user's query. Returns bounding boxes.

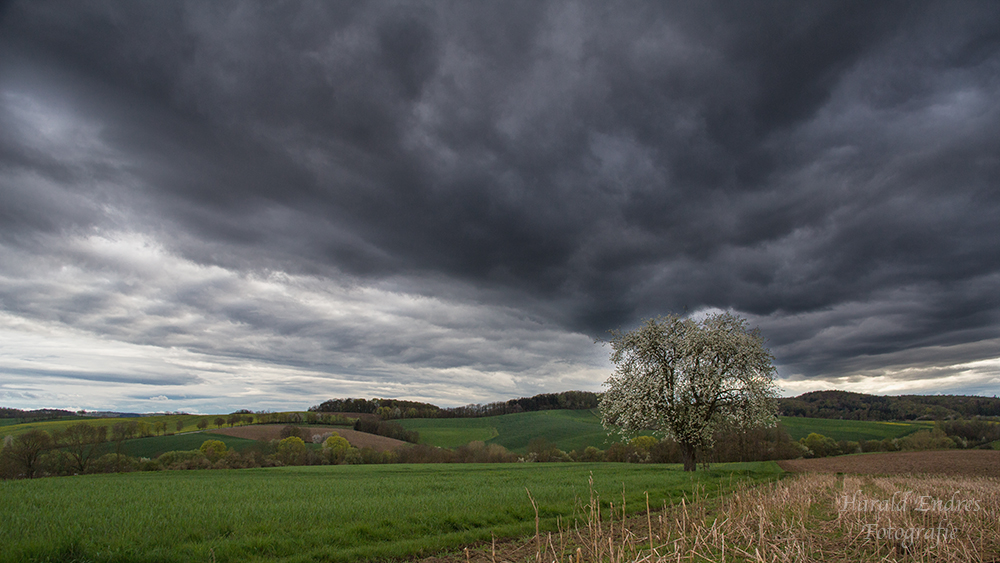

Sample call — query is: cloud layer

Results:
[1,1,998,412]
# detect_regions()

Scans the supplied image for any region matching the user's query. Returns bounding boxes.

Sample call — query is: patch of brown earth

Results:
[207,424,407,452]
[777,449,1000,478]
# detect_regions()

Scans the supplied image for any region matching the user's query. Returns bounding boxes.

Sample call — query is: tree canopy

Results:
[600,312,779,471]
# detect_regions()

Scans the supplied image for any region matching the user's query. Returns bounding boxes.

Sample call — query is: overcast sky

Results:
[1,1,998,414]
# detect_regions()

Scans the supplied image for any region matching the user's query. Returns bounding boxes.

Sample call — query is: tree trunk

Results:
[681,442,697,472]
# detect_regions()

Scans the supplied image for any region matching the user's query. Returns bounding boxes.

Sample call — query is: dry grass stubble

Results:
[422,472,1000,563]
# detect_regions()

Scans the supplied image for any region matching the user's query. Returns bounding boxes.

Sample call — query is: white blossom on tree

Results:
[600,311,779,471]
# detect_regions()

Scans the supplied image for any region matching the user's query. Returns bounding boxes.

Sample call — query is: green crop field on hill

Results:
[398,409,635,453]
[0,461,782,563]
[115,432,261,458]
[776,416,933,442]
[397,410,936,452]
[0,413,214,438]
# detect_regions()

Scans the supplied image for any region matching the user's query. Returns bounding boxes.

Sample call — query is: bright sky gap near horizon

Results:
[0,1,998,414]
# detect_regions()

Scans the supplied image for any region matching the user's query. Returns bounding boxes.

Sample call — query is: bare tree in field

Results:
[110,422,130,471]
[5,429,52,478]
[63,421,104,473]
[601,312,779,471]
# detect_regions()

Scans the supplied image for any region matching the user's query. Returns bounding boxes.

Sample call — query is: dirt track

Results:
[207,425,408,452]
[777,449,1000,478]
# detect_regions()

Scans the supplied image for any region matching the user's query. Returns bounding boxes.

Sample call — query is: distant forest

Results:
[7,389,1000,423]
[311,389,1000,422]
[777,390,1000,420]
[309,390,601,419]
[0,408,75,422]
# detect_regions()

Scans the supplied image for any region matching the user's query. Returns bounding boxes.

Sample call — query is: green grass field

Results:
[4,410,938,460]
[398,409,643,453]
[397,410,934,452]
[0,461,781,563]
[117,432,261,458]
[0,414,218,438]
[776,416,933,442]
[0,412,347,440]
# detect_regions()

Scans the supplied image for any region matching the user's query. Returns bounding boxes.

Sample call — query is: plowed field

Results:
[777,449,1000,477]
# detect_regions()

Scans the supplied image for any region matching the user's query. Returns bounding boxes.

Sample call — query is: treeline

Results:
[0,407,75,423]
[778,390,1000,421]
[309,398,442,419]
[0,420,403,480]
[353,418,419,443]
[2,420,804,480]
[440,390,600,418]
[309,391,600,420]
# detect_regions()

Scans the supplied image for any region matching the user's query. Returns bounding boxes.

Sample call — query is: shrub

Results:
[322,433,351,464]
[860,439,884,453]
[571,446,605,462]
[900,429,954,451]
[139,458,162,471]
[605,442,643,463]
[279,425,309,440]
[199,440,228,462]
[275,436,307,466]
[157,450,208,469]
[630,435,658,454]
[173,457,212,470]
[837,440,861,455]
[800,433,838,458]
[527,437,566,462]
[37,450,76,477]
[453,441,517,463]
[343,448,364,465]
[91,453,137,473]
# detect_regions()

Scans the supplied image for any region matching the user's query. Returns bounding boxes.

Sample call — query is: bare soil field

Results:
[207,425,408,452]
[777,449,1000,477]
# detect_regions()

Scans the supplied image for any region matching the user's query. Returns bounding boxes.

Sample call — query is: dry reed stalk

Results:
[526,488,540,562]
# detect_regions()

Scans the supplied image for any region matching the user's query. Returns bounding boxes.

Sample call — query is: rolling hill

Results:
[397,409,932,452]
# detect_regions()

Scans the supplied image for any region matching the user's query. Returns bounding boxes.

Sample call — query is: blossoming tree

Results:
[600,311,779,471]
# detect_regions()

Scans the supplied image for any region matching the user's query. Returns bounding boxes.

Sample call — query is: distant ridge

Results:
[778,390,1000,421]
[4,390,999,421]
[309,390,600,419]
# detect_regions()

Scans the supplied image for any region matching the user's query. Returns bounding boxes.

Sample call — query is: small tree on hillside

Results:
[200,440,228,463]
[197,418,209,430]
[601,312,779,471]
[110,422,131,471]
[5,429,52,478]
[276,436,307,466]
[322,433,351,463]
[63,421,104,473]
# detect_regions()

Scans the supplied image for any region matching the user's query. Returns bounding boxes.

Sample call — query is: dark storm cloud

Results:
[1,0,999,406]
